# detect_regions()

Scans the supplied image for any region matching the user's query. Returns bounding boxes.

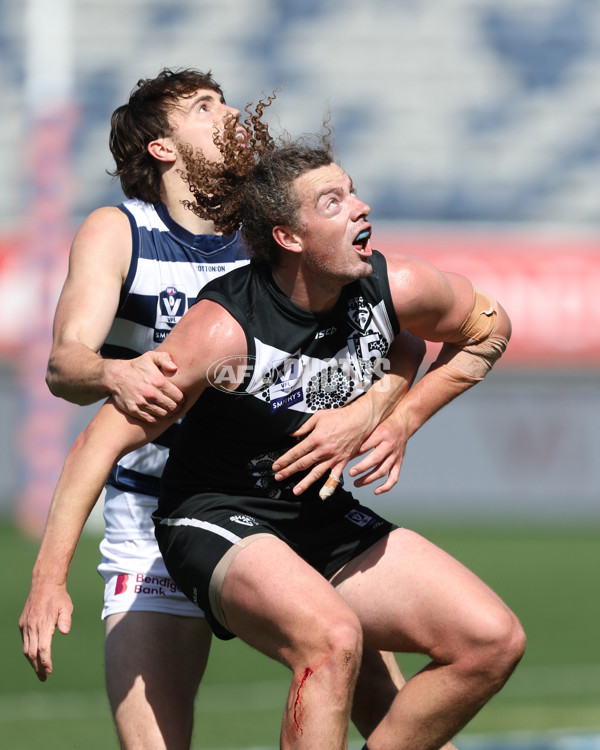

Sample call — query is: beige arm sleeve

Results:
[433,285,509,382]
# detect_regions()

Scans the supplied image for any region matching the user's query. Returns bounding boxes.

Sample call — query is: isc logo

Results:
[315,326,337,339]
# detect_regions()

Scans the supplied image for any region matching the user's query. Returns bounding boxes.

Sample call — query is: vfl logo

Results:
[158,286,187,328]
[268,357,303,414]
[115,574,129,595]
[347,296,372,333]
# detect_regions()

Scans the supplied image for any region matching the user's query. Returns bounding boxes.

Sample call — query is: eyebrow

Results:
[185,92,219,111]
[314,176,354,206]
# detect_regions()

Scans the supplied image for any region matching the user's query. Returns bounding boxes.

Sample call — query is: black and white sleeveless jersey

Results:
[159,250,400,507]
[101,198,249,496]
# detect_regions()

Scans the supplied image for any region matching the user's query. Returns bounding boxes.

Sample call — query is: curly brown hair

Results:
[108,68,227,203]
[240,134,335,266]
[178,92,277,235]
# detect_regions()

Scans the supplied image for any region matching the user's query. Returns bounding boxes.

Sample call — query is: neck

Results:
[160,193,219,235]
[271,263,342,313]
[159,163,221,236]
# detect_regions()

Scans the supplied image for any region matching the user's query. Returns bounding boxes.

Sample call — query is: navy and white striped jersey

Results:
[102,198,249,497]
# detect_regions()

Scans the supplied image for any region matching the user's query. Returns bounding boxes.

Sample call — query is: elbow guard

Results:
[435,286,509,382]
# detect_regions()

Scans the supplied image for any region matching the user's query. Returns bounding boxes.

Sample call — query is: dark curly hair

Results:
[109,68,225,202]
[178,91,277,234]
[240,134,335,266]
[108,67,274,208]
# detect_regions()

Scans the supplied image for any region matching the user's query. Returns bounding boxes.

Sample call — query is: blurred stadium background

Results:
[1,0,598,748]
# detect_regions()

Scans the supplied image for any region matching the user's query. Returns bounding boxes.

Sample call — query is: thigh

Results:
[105,611,211,750]
[220,534,360,668]
[336,528,514,658]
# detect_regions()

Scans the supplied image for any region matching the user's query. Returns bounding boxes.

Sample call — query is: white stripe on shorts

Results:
[159,516,242,545]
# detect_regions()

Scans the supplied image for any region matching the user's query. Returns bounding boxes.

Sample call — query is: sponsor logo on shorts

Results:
[345,509,373,528]
[230,514,259,527]
[115,572,181,597]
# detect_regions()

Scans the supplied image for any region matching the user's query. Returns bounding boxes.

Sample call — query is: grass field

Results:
[2,517,599,749]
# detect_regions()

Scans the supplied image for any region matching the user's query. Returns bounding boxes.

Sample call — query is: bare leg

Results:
[354,650,457,750]
[105,611,211,750]
[338,528,526,750]
[353,650,403,736]
[221,535,363,750]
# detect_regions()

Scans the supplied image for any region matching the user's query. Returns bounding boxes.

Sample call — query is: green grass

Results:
[1,518,599,749]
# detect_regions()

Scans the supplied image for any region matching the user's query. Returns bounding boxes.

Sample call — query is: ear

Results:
[147,137,177,164]
[272,225,303,254]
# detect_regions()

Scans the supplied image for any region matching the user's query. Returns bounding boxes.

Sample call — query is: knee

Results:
[301,610,363,696]
[464,607,526,687]
[323,610,363,673]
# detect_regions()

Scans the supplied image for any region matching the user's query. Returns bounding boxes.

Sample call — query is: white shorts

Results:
[98,485,205,620]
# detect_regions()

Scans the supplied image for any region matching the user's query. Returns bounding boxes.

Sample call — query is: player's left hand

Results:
[348,410,410,495]
[272,403,410,496]
[272,398,381,496]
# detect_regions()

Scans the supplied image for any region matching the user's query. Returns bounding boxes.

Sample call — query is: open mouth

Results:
[235,127,247,143]
[353,227,372,254]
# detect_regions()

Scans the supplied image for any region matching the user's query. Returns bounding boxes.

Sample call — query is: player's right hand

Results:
[19,582,73,682]
[108,350,185,422]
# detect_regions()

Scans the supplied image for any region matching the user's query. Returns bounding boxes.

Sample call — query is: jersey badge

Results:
[155,286,187,342]
[347,296,372,333]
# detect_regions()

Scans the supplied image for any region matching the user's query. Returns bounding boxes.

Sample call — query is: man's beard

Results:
[177,99,275,234]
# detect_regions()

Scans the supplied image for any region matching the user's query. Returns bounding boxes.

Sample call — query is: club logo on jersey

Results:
[344,297,391,383]
[347,296,372,333]
[155,286,187,341]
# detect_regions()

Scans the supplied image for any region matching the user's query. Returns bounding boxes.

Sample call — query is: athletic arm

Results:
[18,401,161,681]
[20,300,244,680]
[350,254,511,492]
[46,207,183,422]
[386,253,511,352]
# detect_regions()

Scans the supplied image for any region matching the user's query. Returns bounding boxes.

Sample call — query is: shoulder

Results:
[383,252,454,304]
[79,205,131,234]
[383,251,442,283]
[381,251,476,338]
[69,206,132,280]
[73,206,132,252]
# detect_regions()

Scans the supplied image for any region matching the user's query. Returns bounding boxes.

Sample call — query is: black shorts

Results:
[153,487,396,639]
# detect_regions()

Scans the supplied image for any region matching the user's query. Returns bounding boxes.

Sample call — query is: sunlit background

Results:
[1,1,598,748]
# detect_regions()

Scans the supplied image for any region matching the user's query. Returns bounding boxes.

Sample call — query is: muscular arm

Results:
[20,300,244,680]
[386,253,511,349]
[46,207,183,422]
[350,253,511,492]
